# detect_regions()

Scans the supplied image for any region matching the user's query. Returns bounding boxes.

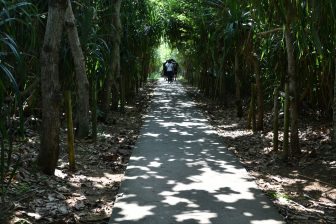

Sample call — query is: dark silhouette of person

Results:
[165,59,174,83]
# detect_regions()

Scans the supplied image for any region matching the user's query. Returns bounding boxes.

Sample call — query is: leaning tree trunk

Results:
[65,0,90,138]
[235,52,243,117]
[38,0,68,175]
[111,0,122,111]
[285,23,300,156]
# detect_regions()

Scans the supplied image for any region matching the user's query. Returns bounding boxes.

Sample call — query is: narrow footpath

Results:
[109,79,284,224]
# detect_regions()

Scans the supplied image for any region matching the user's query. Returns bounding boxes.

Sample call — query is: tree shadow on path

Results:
[110,79,284,224]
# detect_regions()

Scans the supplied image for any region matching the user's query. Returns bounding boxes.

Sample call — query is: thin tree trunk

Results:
[220,63,227,105]
[64,90,75,171]
[65,0,90,138]
[273,86,279,152]
[120,68,126,112]
[249,84,257,133]
[333,58,336,146]
[101,75,112,117]
[283,82,290,160]
[91,76,97,142]
[235,52,243,117]
[285,23,300,156]
[111,84,119,111]
[38,0,68,175]
[111,0,122,111]
[252,56,264,130]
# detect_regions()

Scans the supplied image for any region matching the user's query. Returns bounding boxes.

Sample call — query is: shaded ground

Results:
[1,81,156,224]
[183,84,336,224]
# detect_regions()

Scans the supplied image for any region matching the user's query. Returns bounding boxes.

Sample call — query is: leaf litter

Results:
[184,84,336,224]
[1,81,156,224]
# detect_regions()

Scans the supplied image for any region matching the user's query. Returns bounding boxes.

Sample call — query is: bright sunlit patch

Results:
[218,124,239,129]
[159,191,176,196]
[204,130,217,134]
[27,212,42,220]
[125,174,150,180]
[214,191,255,203]
[163,195,199,208]
[28,138,36,144]
[55,169,67,179]
[225,206,236,210]
[172,165,256,204]
[180,131,193,136]
[131,156,146,161]
[167,180,176,185]
[262,204,271,209]
[159,121,176,127]
[185,139,205,143]
[174,211,217,224]
[97,132,112,138]
[243,212,254,217]
[114,202,155,222]
[177,102,195,107]
[251,220,284,224]
[143,132,161,137]
[158,99,171,103]
[177,122,207,127]
[148,161,162,168]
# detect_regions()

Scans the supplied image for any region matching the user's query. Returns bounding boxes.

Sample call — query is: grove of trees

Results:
[1,0,163,197]
[163,0,336,159]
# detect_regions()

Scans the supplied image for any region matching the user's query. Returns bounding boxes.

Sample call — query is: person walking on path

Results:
[162,60,168,81]
[165,59,174,83]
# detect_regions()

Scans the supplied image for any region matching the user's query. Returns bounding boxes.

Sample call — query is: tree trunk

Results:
[333,58,336,146]
[283,82,290,160]
[91,76,97,142]
[111,0,122,111]
[273,86,279,152]
[38,0,68,175]
[111,84,119,111]
[64,90,76,171]
[65,0,90,138]
[235,52,243,117]
[252,56,264,130]
[219,62,227,105]
[248,84,257,133]
[120,68,126,112]
[285,23,300,156]
[101,75,112,117]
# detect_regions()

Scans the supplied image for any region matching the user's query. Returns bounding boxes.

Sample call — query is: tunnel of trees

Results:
[1,0,336,222]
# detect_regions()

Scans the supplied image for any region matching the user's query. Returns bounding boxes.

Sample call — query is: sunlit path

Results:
[109,78,284,224]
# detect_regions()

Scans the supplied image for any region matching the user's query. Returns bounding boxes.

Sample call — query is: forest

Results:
[0,0,335,223]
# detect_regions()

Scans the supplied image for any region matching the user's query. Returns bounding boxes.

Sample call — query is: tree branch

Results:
[257,27,283,36]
